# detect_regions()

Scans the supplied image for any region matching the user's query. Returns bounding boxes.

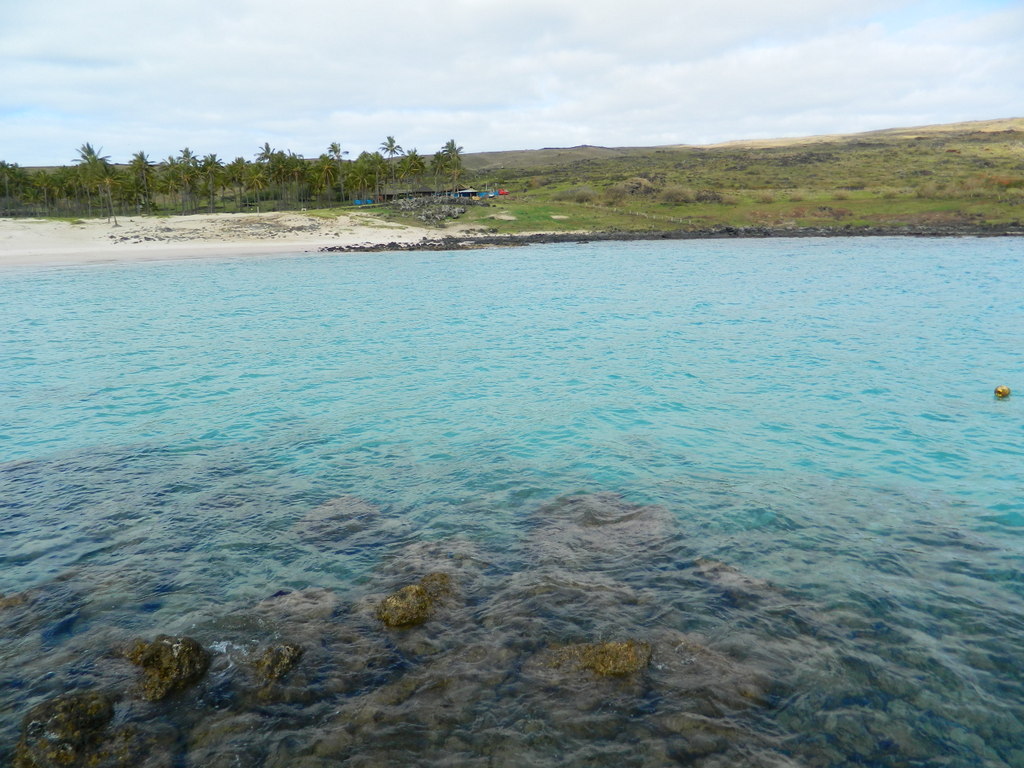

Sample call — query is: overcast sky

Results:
[2,0,1022,166]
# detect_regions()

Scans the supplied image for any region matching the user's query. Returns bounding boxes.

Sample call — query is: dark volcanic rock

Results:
[124,635,210,701]
[14,691,114,767]
[318,223,1024,254]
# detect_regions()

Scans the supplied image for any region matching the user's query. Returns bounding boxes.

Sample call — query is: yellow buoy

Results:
[994,385,1011,399]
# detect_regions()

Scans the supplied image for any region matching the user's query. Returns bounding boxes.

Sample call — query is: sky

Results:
[1,0,1022,166]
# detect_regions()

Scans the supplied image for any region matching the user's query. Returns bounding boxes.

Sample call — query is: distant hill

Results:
[463,117,1024,171]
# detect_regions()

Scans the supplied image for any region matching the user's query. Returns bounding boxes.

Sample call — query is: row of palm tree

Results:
[0,137,465,218]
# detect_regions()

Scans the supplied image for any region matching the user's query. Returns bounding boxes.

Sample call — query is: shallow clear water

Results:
[1,237,1022,767]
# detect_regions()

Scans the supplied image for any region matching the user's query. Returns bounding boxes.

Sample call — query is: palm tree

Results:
[327,142,349,203]
[52,166,78,216]
[348,154,376,201]
[246,163,268,210]
[224,157,248,212]
[380,136,404,189]
[34,169,59,216]
[255,142,275,165]
[441,139,464,192]
[429,151,445,193]
[159,156,181,213]
[311,154,338,205]
[176,148,200,214]
[397,149,426,193]
[74,143,111,216]
[285,151,307,208]
[74,143,121,221]
[129,151,156,213]
[267,151,290,209]
[0,160,25,215]
[201,153,224,213]
[96,164,121,224]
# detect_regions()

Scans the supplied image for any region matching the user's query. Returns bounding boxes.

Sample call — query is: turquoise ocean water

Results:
[1,237,1022,766]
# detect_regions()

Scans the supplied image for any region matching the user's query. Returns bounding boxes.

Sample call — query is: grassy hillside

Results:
[443,118,1024,234]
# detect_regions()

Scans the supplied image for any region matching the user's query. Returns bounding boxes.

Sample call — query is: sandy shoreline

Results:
[0,211,447,267]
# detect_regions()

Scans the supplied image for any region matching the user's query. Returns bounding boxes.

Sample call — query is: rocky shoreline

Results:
[320,222,1024,253]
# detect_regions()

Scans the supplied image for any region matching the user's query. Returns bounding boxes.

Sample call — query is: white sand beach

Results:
[0,211,444,267]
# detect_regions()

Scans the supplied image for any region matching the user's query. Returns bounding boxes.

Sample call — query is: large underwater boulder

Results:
[14,691,114,767]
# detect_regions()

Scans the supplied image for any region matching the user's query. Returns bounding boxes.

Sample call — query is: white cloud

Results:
[0,0,1021,165]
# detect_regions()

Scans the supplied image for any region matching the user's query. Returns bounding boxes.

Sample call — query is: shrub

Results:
[756,191,776,204]
[553,186,599,203]
[604,186,627,205]
[659,184,697,203]
[695,189,723,203]
[620,177,657,195]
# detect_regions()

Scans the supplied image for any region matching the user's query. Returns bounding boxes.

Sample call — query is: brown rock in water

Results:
[124,635,210,701]
[649,630,771,711]
[549,640,652,677]
[376,584,432,628]
[1,591,29,610]
[376,572,454,628]
[694,557,777,603]
[419,572,453,600]
[253,643,304,682]
[14,691,114,767]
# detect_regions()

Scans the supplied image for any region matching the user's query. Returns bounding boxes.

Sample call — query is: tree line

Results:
[0,137,465,219]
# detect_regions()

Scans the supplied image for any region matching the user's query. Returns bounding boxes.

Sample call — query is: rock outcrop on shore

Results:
[319,222,1024,253]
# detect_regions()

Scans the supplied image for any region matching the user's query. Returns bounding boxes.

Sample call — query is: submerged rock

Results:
[527,492,679,570]
[694,557,778,604]
[252,643,304,683]
[255,587,340,622]
[294,495,382,545]
[14,691,114,767]
[548,640,653,677]
[1,591,29,610]
[648,630,771,712]
[124,635,210,701]
[376,573,454,628]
